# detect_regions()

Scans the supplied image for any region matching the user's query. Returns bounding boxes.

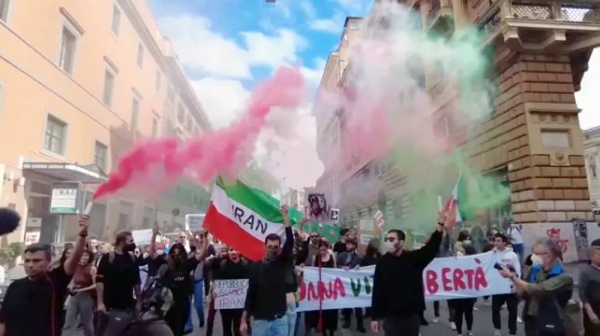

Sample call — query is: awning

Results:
[22,162,108,184]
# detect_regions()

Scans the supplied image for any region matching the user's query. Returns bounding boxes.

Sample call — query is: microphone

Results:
[0,208,21,236]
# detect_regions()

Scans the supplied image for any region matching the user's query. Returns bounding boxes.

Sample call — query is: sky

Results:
[147,0,600,137]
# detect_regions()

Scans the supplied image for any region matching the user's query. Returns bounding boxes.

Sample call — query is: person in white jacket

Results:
[492,233,521,336]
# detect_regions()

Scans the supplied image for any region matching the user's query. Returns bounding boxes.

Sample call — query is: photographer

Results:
[498,238,576,336]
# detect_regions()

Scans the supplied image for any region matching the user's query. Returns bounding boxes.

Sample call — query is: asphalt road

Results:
[182,298,536,336]
[70,291,581,335]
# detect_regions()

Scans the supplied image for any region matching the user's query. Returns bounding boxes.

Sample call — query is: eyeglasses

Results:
[310,235,319,238]
[384,237,397,242]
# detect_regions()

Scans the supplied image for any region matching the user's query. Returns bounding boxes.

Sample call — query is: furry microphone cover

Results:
[0,208,20,236]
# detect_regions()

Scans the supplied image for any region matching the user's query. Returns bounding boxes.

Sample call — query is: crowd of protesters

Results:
[0,206,597,336]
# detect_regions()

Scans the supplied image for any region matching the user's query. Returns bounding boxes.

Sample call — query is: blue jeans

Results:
[294,312,301,336]
[185,298,194,332]
[193,280,205,327]
[252,315,288,336]
[286,303,297,336]
[513,243,524,261]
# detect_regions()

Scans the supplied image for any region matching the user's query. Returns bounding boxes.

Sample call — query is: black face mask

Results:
[124,243,136,252]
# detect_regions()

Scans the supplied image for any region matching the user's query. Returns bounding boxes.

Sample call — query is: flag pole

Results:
[437,195,443,211]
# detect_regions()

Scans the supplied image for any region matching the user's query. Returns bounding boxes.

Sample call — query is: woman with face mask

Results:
[305,240,338,336]
[157,234,209,336]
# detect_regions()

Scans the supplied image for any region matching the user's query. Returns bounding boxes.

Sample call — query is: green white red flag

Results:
[204,178,303,261]
[445,172,465,227]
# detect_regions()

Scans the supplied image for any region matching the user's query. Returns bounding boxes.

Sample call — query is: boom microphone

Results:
[0,208,21,236]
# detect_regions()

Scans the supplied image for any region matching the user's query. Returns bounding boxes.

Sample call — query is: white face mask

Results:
[531,254,543,266]
[464,239,472,245]
[382,241,396,254]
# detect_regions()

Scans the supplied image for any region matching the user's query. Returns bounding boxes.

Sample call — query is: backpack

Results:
[140,265,173,317]
[107,251,136,264]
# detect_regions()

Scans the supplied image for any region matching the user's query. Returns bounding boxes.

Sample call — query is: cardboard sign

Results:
[214,279,249,310]
[186,214,205,232]
[132,229,153,245]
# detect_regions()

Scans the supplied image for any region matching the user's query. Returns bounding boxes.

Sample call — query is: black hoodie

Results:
[371,229,442,320]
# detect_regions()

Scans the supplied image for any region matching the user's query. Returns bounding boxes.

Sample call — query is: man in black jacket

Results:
[241,205,293,336]
[371,210,448,336]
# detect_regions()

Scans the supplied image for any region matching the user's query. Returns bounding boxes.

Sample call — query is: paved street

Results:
[177,298,549,336]
[70,263,587,335]
[68,294,576,336]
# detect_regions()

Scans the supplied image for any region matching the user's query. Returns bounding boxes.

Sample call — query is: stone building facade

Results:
[315,0,600,261]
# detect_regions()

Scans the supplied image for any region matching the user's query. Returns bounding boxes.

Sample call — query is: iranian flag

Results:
[444,172,467,227]
[204,178,303,261]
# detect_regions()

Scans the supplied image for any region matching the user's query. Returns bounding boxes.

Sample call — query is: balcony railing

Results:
[511,2,600,22]
[477,0,600,44]
[428,0,442,22]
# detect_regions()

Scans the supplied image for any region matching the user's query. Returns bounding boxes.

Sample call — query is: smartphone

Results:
[493,262,504,270]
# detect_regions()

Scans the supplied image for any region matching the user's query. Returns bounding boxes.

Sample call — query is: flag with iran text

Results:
[204,178,304,261]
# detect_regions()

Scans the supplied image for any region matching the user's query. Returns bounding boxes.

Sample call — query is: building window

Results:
[94,141,107,171]
[155,70,161,91]
[0,0,10,22]
[59,26,77,74]
[167,86,175,102]
[111,5,121,36]
[177,104,185,124]
[137,43,144,67]
[186,115,193,132]
[439,116,450,138]
[44,115,67,155]
[131,98,139,131]
[589,156,597,178]
[152,117,159,138]
[102,69,115,106]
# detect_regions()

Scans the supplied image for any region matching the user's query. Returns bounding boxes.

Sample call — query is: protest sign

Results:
[213,279,249,310]
[215,251,513,311]
[185,214,205,232]
[132,229,153,245]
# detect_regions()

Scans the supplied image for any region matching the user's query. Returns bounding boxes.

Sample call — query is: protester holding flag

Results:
[371,210,448,336]
[241,205,294,336]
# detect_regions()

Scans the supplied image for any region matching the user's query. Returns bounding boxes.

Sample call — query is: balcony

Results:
[427,0,454,33]
[478,0,600,52]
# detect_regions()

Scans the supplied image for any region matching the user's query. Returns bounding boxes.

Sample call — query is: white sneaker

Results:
[450,322,457,330]
[467,332,474,336]
[432,318,439,323]
[517,316,523,323]
[494,330,502,336]
[473,306,479,311]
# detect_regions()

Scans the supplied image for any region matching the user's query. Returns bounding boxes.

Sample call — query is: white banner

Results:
[298,251,512,311]
[215,252,513,311]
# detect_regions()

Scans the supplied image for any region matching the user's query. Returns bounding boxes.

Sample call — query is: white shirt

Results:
[0,265,5,285]
[494,248,522,278]
[506,224,523,245]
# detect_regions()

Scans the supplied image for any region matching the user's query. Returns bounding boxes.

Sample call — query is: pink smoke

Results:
[93,67,305,201]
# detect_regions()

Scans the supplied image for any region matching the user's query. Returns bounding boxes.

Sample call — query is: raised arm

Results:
[280,205,294,260]
[64,215,89,275]
[149,221,159,259]
[410,210,447,269]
